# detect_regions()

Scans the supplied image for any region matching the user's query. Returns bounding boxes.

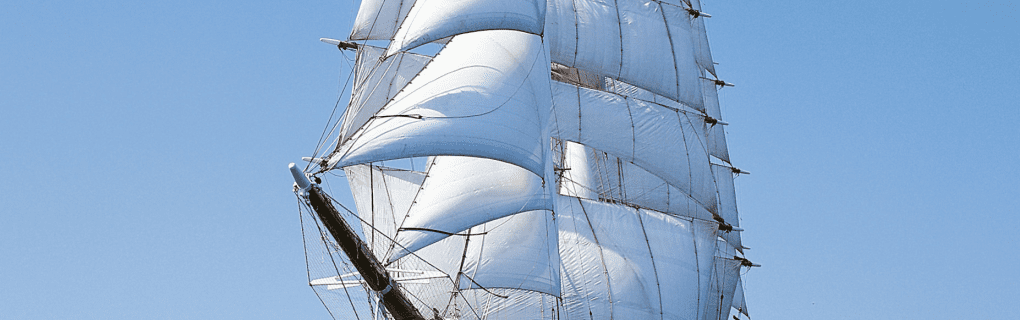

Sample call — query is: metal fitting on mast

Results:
[685,7,712,18]
[320,38,359,51]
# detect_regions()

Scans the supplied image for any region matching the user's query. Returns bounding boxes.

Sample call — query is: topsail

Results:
[292,0,755,319]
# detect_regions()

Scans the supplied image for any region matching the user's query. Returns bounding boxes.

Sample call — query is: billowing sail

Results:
[340,46,432,144]
[352,0,546,53]
[386,0,546,55]
[388,156,553,262]
[457,210,560,296]
[350,0,413,40]
[329,30,552,176]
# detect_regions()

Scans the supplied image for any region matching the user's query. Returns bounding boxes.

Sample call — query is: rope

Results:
[307,50,356,173]
[299,195,363,320]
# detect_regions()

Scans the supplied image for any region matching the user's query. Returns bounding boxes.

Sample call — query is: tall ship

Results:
[289,0,756,319]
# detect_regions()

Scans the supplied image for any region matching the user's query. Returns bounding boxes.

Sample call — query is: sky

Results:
[1,0,1017,319]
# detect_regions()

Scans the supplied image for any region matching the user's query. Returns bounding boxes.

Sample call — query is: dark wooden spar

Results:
[291,164,426,320]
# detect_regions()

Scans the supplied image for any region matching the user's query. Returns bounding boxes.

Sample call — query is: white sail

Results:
[558,141,599,200]
[641,207,721,320]
[545,0,705,110]
[344,164,426,257]
[702,77,730,163]
[689,0,717,76]
[557,196,718,320]
[732,278,749,318]
[700,257,742,320]
[551,81,717,210]
[386,211,560,306]
[350,0,413,40]
[713,164,743,251]
[559,141,715,221]
[386,0,546,55]
[558,196,654,319]
[329,30,552,176]
[297,0,754,318]
[457,210,560,296]
[341,46,432,143]
[388,156,553,262]
[456,289,559,319]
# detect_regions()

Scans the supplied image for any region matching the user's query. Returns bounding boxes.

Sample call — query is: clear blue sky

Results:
[1,0,1016,319]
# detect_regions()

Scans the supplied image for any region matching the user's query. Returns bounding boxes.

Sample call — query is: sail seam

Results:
[612,0,624,80]
[635,212,665,320]
[658,1,684,113]
[574,198,615,319]
[569,0,580,66]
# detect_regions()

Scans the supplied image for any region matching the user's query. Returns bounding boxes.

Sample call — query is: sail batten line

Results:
[453,220,474,300]
[625,97,636,161]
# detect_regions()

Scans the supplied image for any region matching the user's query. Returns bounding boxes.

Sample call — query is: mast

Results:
[290,164,427,320]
